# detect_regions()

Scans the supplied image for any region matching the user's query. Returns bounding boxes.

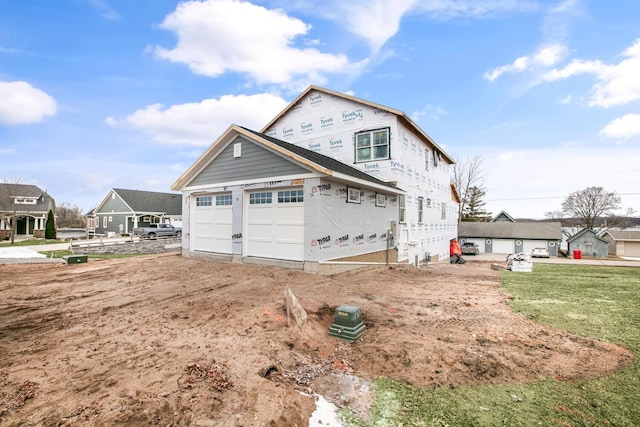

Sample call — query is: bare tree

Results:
[558,186,630,230]
[56,203,86,228]
[0,177,22,244]
[453,155,487,223]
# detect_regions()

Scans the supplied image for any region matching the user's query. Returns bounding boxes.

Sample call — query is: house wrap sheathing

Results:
[173,86,458,272]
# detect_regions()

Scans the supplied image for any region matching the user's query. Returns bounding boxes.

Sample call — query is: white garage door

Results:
[625,242,640,257]
[492,239,515,254]
[192,194,233,254]
[464,239,485,253]
[246,188,304,261]
[523,240,545,254]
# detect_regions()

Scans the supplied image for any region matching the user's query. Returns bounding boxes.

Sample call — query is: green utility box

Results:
[328,305,366,343]
[63,254,88,264]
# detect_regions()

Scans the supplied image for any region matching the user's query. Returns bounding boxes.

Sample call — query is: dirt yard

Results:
[0,254,633,426]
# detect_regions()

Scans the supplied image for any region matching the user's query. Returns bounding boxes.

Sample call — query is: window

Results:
[426,198,432,208]
[418,197,424,224]
[347,187,361,204]
[216,195,232,206]
[375,193,386,207]
[250,192,272,204]
[196,196,213,206]
[425,149,430,170]
[398,195,406,223]
[103,216,107,228]
[278,190,303,203]
[355,128,390,162]
[441,202,447,220]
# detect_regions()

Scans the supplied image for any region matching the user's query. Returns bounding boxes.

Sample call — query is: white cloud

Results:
[600,114,640,140]
[484,44,568,81]
[83,0,121,21]
[542,38,640,107]
[153,0,363,85]
[412,104,447,122]
[329,0,538,52]
[107,92,289,146]
[0,81,57,126]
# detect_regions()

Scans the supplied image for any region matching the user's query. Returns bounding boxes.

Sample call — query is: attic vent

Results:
[233,142,242,158]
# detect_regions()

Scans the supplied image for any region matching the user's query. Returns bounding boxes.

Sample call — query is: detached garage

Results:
[459,221,562,256]
[172,125,402,272]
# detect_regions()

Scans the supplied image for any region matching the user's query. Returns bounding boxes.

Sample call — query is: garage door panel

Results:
[523,240,545,254]
[246,188,304,261]
[492,239,515,254]
[192,194,233,254]
[625,242,640,257]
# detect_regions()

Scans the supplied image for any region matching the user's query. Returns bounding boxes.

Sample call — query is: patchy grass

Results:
[37,250,149,259]
[0,239,65,247]
[346,264,640,426]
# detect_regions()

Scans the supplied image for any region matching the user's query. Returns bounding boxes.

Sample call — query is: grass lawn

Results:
[0,239,65,247]
[345,264,640,426]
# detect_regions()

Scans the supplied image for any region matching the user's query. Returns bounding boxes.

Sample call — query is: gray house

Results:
[458,221,563,256]
[601,230,640,257]
[0,183,56,240]
[87,188,182,237]
[172,125,404,273]
[567,228,609,258]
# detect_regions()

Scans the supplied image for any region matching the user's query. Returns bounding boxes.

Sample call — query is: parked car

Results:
[460,242,480,255]
[133,223,181,239]
[531,247,550,258]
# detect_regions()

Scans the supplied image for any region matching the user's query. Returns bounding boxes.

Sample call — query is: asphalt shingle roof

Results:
[0,184,52,213]
[458,221,563,240]
[241,127,399,190]
[113,189,182,215]
[604,230,640,241]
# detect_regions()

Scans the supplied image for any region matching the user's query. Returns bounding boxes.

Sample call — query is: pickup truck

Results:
[132,223,182,239]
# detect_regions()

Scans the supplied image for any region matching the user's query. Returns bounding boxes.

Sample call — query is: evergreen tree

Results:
[45,209,56,239]
[461,186,492,222]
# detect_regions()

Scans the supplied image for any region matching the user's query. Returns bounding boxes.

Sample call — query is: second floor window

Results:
[355,128,390,162]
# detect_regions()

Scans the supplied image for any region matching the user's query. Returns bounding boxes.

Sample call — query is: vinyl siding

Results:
[189,136,310,187]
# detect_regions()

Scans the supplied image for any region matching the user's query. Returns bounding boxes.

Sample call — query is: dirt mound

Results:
[0,255,633,425]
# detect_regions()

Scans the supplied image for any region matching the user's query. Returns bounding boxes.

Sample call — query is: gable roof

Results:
[491,211,515,222]
[114,189,182,215]
[260,85,454,165]
[458,221,562,240]
[601,230,640,241]
[92,188,182,216]
[0,183,54,214]
[172,125,401,193]
[567,228,608,243]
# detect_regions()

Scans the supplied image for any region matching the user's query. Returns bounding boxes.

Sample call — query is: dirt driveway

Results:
[0,254,633,426]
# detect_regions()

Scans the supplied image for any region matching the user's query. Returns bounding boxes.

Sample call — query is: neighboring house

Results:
[87,188,182,237]
[172,86,459,272]
[0,183,56,239]
[491,211,515,222]
[601,229,640,257]
[567,228,609,258]
[458,220,563,256]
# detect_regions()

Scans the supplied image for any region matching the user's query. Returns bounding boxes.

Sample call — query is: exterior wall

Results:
[568,232,608,258]
[95,192,132,235]
[180,176,399,264]
[189,136,309,187]
[264,89,457,262]
[304,177,397,262]
[460,236,560,256]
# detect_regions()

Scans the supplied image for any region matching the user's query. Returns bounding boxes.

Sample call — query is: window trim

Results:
[102,216,107,228]
[418,197,424,224]
[375,193,386,207]
[354,127,390,163]
[441,202,447,220]
[347,187,361,204]
[398,195,406,223]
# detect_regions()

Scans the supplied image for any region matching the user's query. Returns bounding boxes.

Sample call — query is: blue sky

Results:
[1,0,639,219]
